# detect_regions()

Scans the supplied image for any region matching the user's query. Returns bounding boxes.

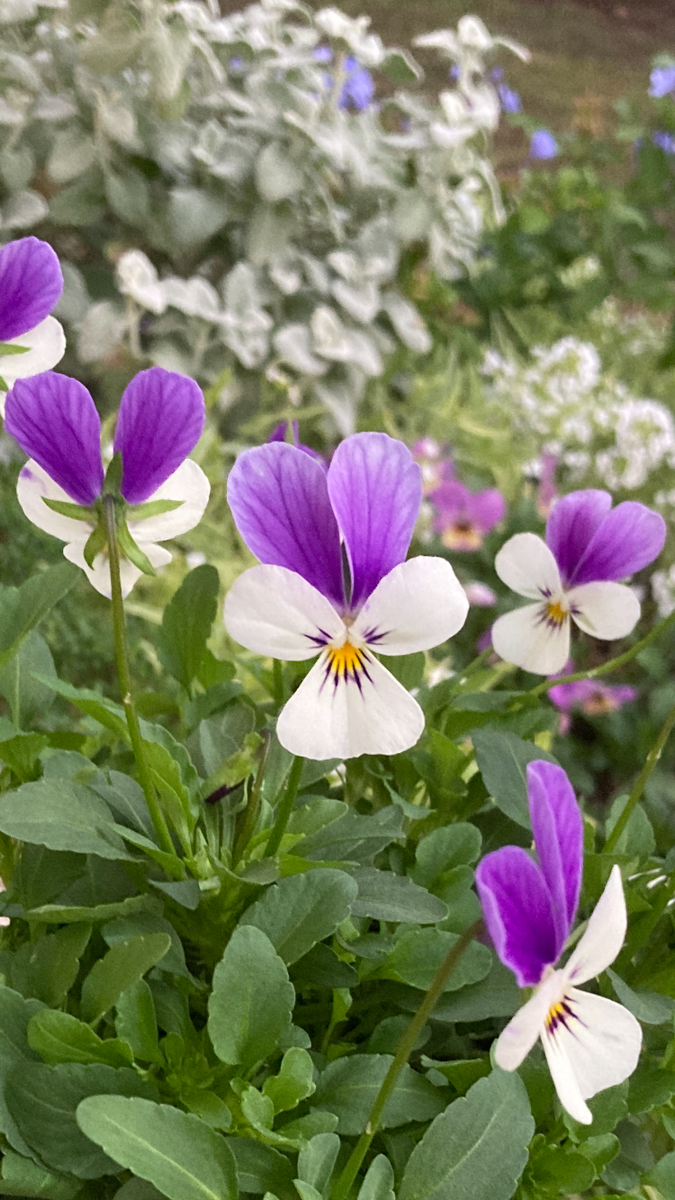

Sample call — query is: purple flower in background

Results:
[653,130,675,154]
[649,65,675,98]
[498,83,521,114]
[431,480,506,551]
[476,761,641,1124]
[530,129,559,160]
[224,433,469,760]
[411,438,454,495]
[550,667,636,733]
[314,45,333,63]
[5,368,209,597]
[537,450,558,519]
[339,57,375,111]
[0,237,66,403]
[464,581,497,607]
[491,489,666,675]
[268,420,326,467]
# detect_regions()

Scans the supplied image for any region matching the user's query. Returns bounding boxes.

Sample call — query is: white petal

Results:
[0,317,66,401]
[276,650,424,760]
[127,460,210,543]
[64,540,172,599]
[491,603,570,675]
[351,557,469,655]
[16,461,94,543]
[565,865,626,986]
[495,533,562,600]
[542,989,641,1122]
[224,564,344,662]
[495,971,563,1072]
[568,581,641,642]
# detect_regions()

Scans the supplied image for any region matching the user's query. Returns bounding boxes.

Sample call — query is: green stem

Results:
[528,608,675,699]
[604,697,675,854]
[263,755,304,858]
[103,496,174,858]
[332,920,483,1200]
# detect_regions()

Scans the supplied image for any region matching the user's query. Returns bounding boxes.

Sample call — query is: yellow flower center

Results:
[326,640,366,680]
[545,600,568,627]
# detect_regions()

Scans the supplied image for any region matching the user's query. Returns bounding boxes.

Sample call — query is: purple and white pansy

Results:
[431,479,505,551]
[5,367,209,598]
[0,237,66,403]
[476,761,641,1124]
[492,489,666,675]
[224,432,469,760]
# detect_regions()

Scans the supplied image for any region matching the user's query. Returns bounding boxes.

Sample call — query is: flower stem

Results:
[103,495,174,858]
[263,754,304,857]
[331,920,483,1200]
[604,697,675,854]
[528,607,675,699]
[232,731,271,866]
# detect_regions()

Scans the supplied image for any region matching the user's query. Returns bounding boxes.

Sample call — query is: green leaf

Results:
[26,894,159,925]
[240,869,357,964]
[300,806,404,862]
[425,959,521,1023]
[262,1048,315,1113]
[76,1096,238,1200]
[0,630,56,729]
[0,1149,81,1199]
[6,1062,155,1179]
[313,1055,443,1135]
[297,1133,339,1196]
[158,564,220,692]
[225,1136,295,1195]
[472,730,559,828]
[350,869,448,924]
[381,928,491,991]
[399,1070,533,1200]
[208,927,295,1067]
[42,497,94,521]
[80,933,171,1023]
[27,1009,133,1068]
[646,1149,675,1199]
[357,1156,394,1200]
[0,987,46,1161]
[0,779,133,860]
[606,967,675,1024]
[413,825,482,889]
[0,564,79,675]
[30,677,128,740]
[115,979,160,1063]
[11,923,90,1006]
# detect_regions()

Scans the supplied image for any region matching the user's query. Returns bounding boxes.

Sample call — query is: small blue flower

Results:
[653,130,675,154]
[530,129,558,159]
[339,56,374,111]
[313,46,333,63]
[498,83,521,114]
[649,65,675,99]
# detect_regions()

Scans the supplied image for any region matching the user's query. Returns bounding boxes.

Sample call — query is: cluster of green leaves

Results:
[0,563,668,1200]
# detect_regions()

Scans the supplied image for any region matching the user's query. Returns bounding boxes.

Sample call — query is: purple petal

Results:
[570,501,666,585]
[467,488,506,534]
[527,761,582,954]
[328,432,422,608]
[227,443,344,605]
[114,368,205,505]
[546,490,612,585]
[5,372,103,505]
[0,237,63,342]
[475,846,559,986]
[430,480,470,522]
[268,420,326,468]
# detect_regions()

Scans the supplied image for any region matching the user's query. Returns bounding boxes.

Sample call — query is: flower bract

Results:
[0,237,66,401]
[5,367,209,597]
[476,760,641,1124]
[224,432,469,760]
[491,489,666,674]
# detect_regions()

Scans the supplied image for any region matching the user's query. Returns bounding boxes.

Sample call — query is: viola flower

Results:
[649,65,675,98]
[549,671,636,734]
[339,56,375,111]
[476,761,641,1124]
[0,237,65,403]
[5,368,209,598]
[431,480,505,551]
[464,581,497,607]
[537,450,558,519]
[224,433,469,760]
[491,489,666,675]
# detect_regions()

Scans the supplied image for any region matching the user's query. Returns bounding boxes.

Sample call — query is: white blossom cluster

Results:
[483,336,675,496]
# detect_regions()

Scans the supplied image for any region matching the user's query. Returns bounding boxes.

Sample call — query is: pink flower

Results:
[464,581,497,607]
[549,665,636,732]
[537,451,558,519]
[431,481,506,551]
[411,439,454,495]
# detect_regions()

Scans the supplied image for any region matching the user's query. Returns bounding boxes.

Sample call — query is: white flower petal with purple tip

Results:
[476,763,641,1124]
[492,490,666,675]
[7,367,209,598]
[0,238,65,394]
[224,432,469,760]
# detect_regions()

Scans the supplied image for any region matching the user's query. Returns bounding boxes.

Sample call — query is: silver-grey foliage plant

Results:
[0,0,524,433]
